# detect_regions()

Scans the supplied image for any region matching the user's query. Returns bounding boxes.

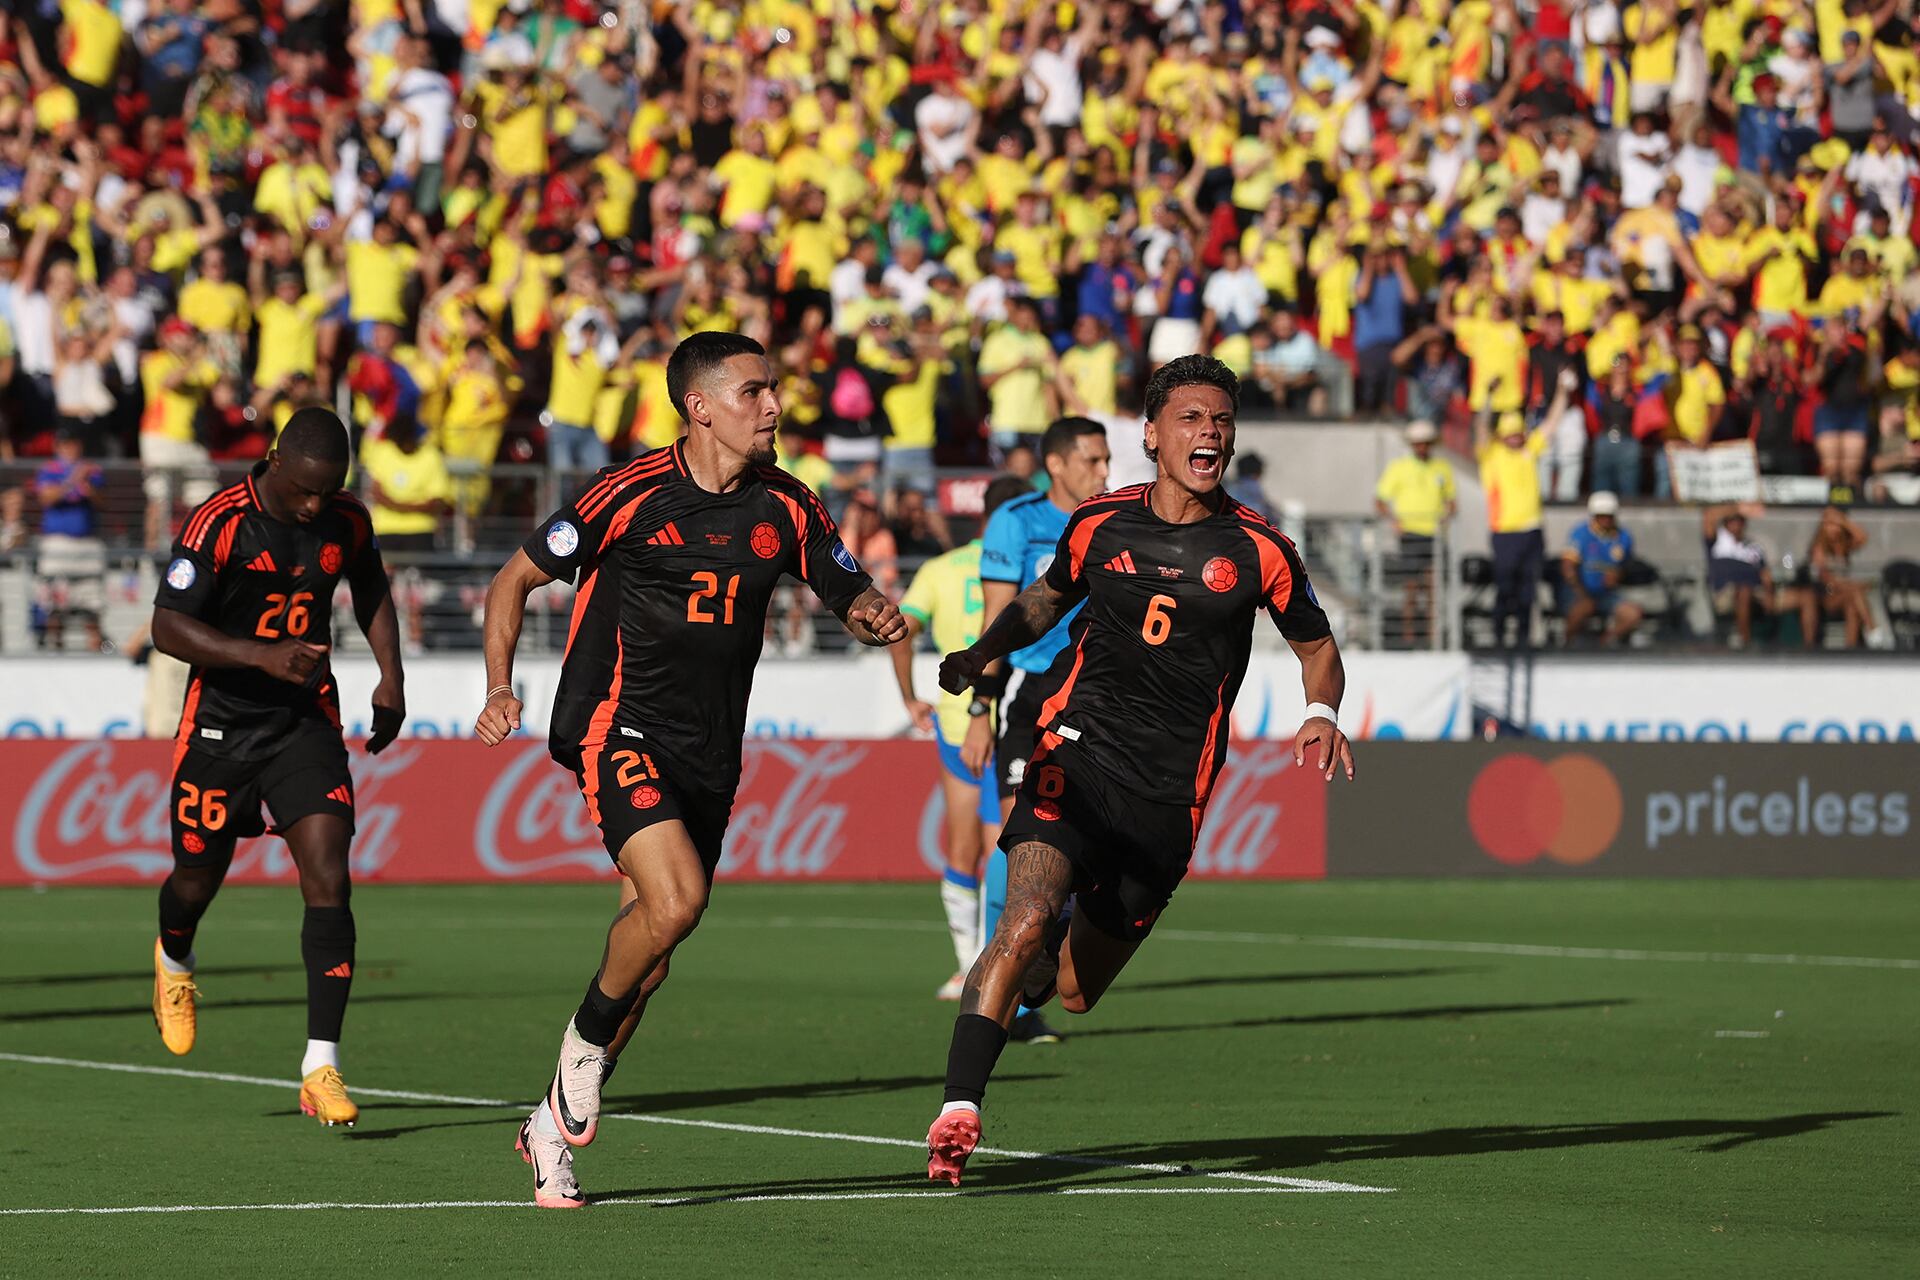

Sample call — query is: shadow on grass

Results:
[1068,997,1629,1038]
[1,991,439,1024]
[594,1110,1898,1204]
[1118,966,1475,995]
[341,1073,1063,1141]
[0,963,310,988]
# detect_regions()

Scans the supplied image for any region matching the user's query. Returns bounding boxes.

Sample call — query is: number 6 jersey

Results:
[1036,483,1331,806]
[154,463,390,758]
[525,441,872,782]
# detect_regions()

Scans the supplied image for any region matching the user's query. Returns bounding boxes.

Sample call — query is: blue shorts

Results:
[1814,403,1868,436]
[933,719,1002,825]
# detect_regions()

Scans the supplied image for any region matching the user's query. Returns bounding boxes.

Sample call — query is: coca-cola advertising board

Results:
[0,739,1327,885]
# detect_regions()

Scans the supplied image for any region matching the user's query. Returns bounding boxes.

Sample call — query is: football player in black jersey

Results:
[149,408,406,1128]
[924,354,1357,1185]
[474,331,907,1208]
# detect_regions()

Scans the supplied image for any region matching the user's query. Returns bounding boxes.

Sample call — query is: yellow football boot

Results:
[299,1065,360,1127]
[152,939,199,1056]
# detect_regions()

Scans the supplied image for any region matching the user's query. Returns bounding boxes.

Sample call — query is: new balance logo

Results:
[647,523,685,546]
[323,963,352,979]
[1103,551,1138,574]
[325,785,353,806]
[244,551,278,572]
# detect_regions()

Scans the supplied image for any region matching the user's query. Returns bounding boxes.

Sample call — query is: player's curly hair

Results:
[1141,355,1240,462]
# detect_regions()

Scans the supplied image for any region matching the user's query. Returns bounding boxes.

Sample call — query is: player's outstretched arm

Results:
[475,549,554,745]
[152,606,329,686]
[1288,632,1355,782]
[938,577,1076,695]
[837,585,910,647]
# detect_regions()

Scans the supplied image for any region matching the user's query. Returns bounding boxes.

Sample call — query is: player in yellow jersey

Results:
[891,476,1034,1000]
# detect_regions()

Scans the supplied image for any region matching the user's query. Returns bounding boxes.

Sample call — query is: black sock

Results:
[572,974,637,1047]
[943,1013,1010,1107]
[301,905,356,1042]
[158,879,207,963]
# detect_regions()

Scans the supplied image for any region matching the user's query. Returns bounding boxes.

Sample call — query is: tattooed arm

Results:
[937,577,1080,695]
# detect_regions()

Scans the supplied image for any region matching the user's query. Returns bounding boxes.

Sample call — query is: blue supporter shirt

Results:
[1568,522,1632,594]
[1351,274,1407,349]
[35,460,99,538]
[979,489,1080,673]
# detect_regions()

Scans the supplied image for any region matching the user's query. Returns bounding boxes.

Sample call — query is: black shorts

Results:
[169,721,354,866]
[996,665,1069,800]
[572,740,733,878]
[998,737,1196,942]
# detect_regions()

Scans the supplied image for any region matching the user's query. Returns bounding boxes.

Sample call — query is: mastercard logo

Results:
[1467,753,1622,866]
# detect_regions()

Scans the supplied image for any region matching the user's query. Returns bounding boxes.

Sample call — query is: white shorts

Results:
[140,435,217,505]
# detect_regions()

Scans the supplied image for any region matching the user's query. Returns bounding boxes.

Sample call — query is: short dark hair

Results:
[983,473,1033,518]
[1143,354,1239,423]
[666,331,767,423]
[1039,415,1106,463]
[278,407,350,464]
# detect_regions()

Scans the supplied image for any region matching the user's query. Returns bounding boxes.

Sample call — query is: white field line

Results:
[1713,1030,1771,1039]
[0,1052,1390,1196]
[6,911,1916,971]
[0,1186,1344,1216]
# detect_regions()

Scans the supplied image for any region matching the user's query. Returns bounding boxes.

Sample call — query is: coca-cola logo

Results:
[12,741,416,882]
[721,741,871,877]
[473,745,610,876]
[1190,741,1296,876]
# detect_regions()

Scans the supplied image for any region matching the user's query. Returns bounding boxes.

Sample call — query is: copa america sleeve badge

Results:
[546,521,580,557]
[166,558,197,590]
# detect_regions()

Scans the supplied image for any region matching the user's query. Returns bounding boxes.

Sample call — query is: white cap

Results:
[1405,419,1438,444]
[1305,27,1343,50]
[1588,491,1621,516]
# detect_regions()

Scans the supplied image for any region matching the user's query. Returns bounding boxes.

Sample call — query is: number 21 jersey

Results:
[526,441,872,783]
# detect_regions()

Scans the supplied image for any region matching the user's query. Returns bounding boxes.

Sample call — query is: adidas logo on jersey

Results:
[647,523,685,546]
[245,551,278,572]
[1103,551,1138,574]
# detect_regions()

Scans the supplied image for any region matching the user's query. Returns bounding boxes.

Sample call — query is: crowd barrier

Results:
[3,739,1911,886]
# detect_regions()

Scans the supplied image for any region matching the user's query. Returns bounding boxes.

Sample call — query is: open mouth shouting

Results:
[1188,445,1223,481]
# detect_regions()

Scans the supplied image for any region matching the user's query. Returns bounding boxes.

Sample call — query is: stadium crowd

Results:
[2,0,1920,641]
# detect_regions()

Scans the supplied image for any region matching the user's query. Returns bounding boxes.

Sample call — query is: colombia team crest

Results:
[631,785,662,810]
[319,543,344,575]
[750,522,782,559]
[1202,557,1239,592]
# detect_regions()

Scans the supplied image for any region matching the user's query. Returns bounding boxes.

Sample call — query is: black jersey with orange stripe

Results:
[153,461,391,760]
[524,441,872,785]
[1034,483,1331,806]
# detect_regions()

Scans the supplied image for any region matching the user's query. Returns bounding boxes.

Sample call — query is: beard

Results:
[745,434,778,465]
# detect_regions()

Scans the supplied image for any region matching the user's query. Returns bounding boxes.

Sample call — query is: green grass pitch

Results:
[3,880,1915,1277]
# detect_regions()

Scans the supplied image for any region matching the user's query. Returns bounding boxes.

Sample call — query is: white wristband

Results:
[1303,702,1339,728]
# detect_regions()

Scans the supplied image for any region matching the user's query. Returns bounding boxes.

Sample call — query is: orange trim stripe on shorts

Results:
[170,675,203,778]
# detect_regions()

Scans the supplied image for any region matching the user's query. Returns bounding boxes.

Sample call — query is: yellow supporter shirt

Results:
[630,359,680,450]
[1455,316,1527,411]
[177,279,250,335]
[1059,341,1120,416]
[483,82,556,178]
[976,327,1053,435]
[712,149,778,228]
[593,156,638,241]
[997,223,1062,299]
[360,438,453,538]
[1691,231,1748,285]
[899,540,988,743]
[1671,362,1725,444]
[547,345,607,425]
[1815,271,1880,317]
[1374,454,1457,537]
[1623,5,1677,86]
[1242,224,1301,301]
[346,240,417,324]
[139,352,219,443]
[883,358,946,451]
[1315,253,1360,344]
[1529,275,1611,334]
[254,160,332,239]
[1478,429,1548,532]
[254,294,329,387]
[1586,309,1642,377]
[1744,227,1816,314]
[59,0,122,87]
